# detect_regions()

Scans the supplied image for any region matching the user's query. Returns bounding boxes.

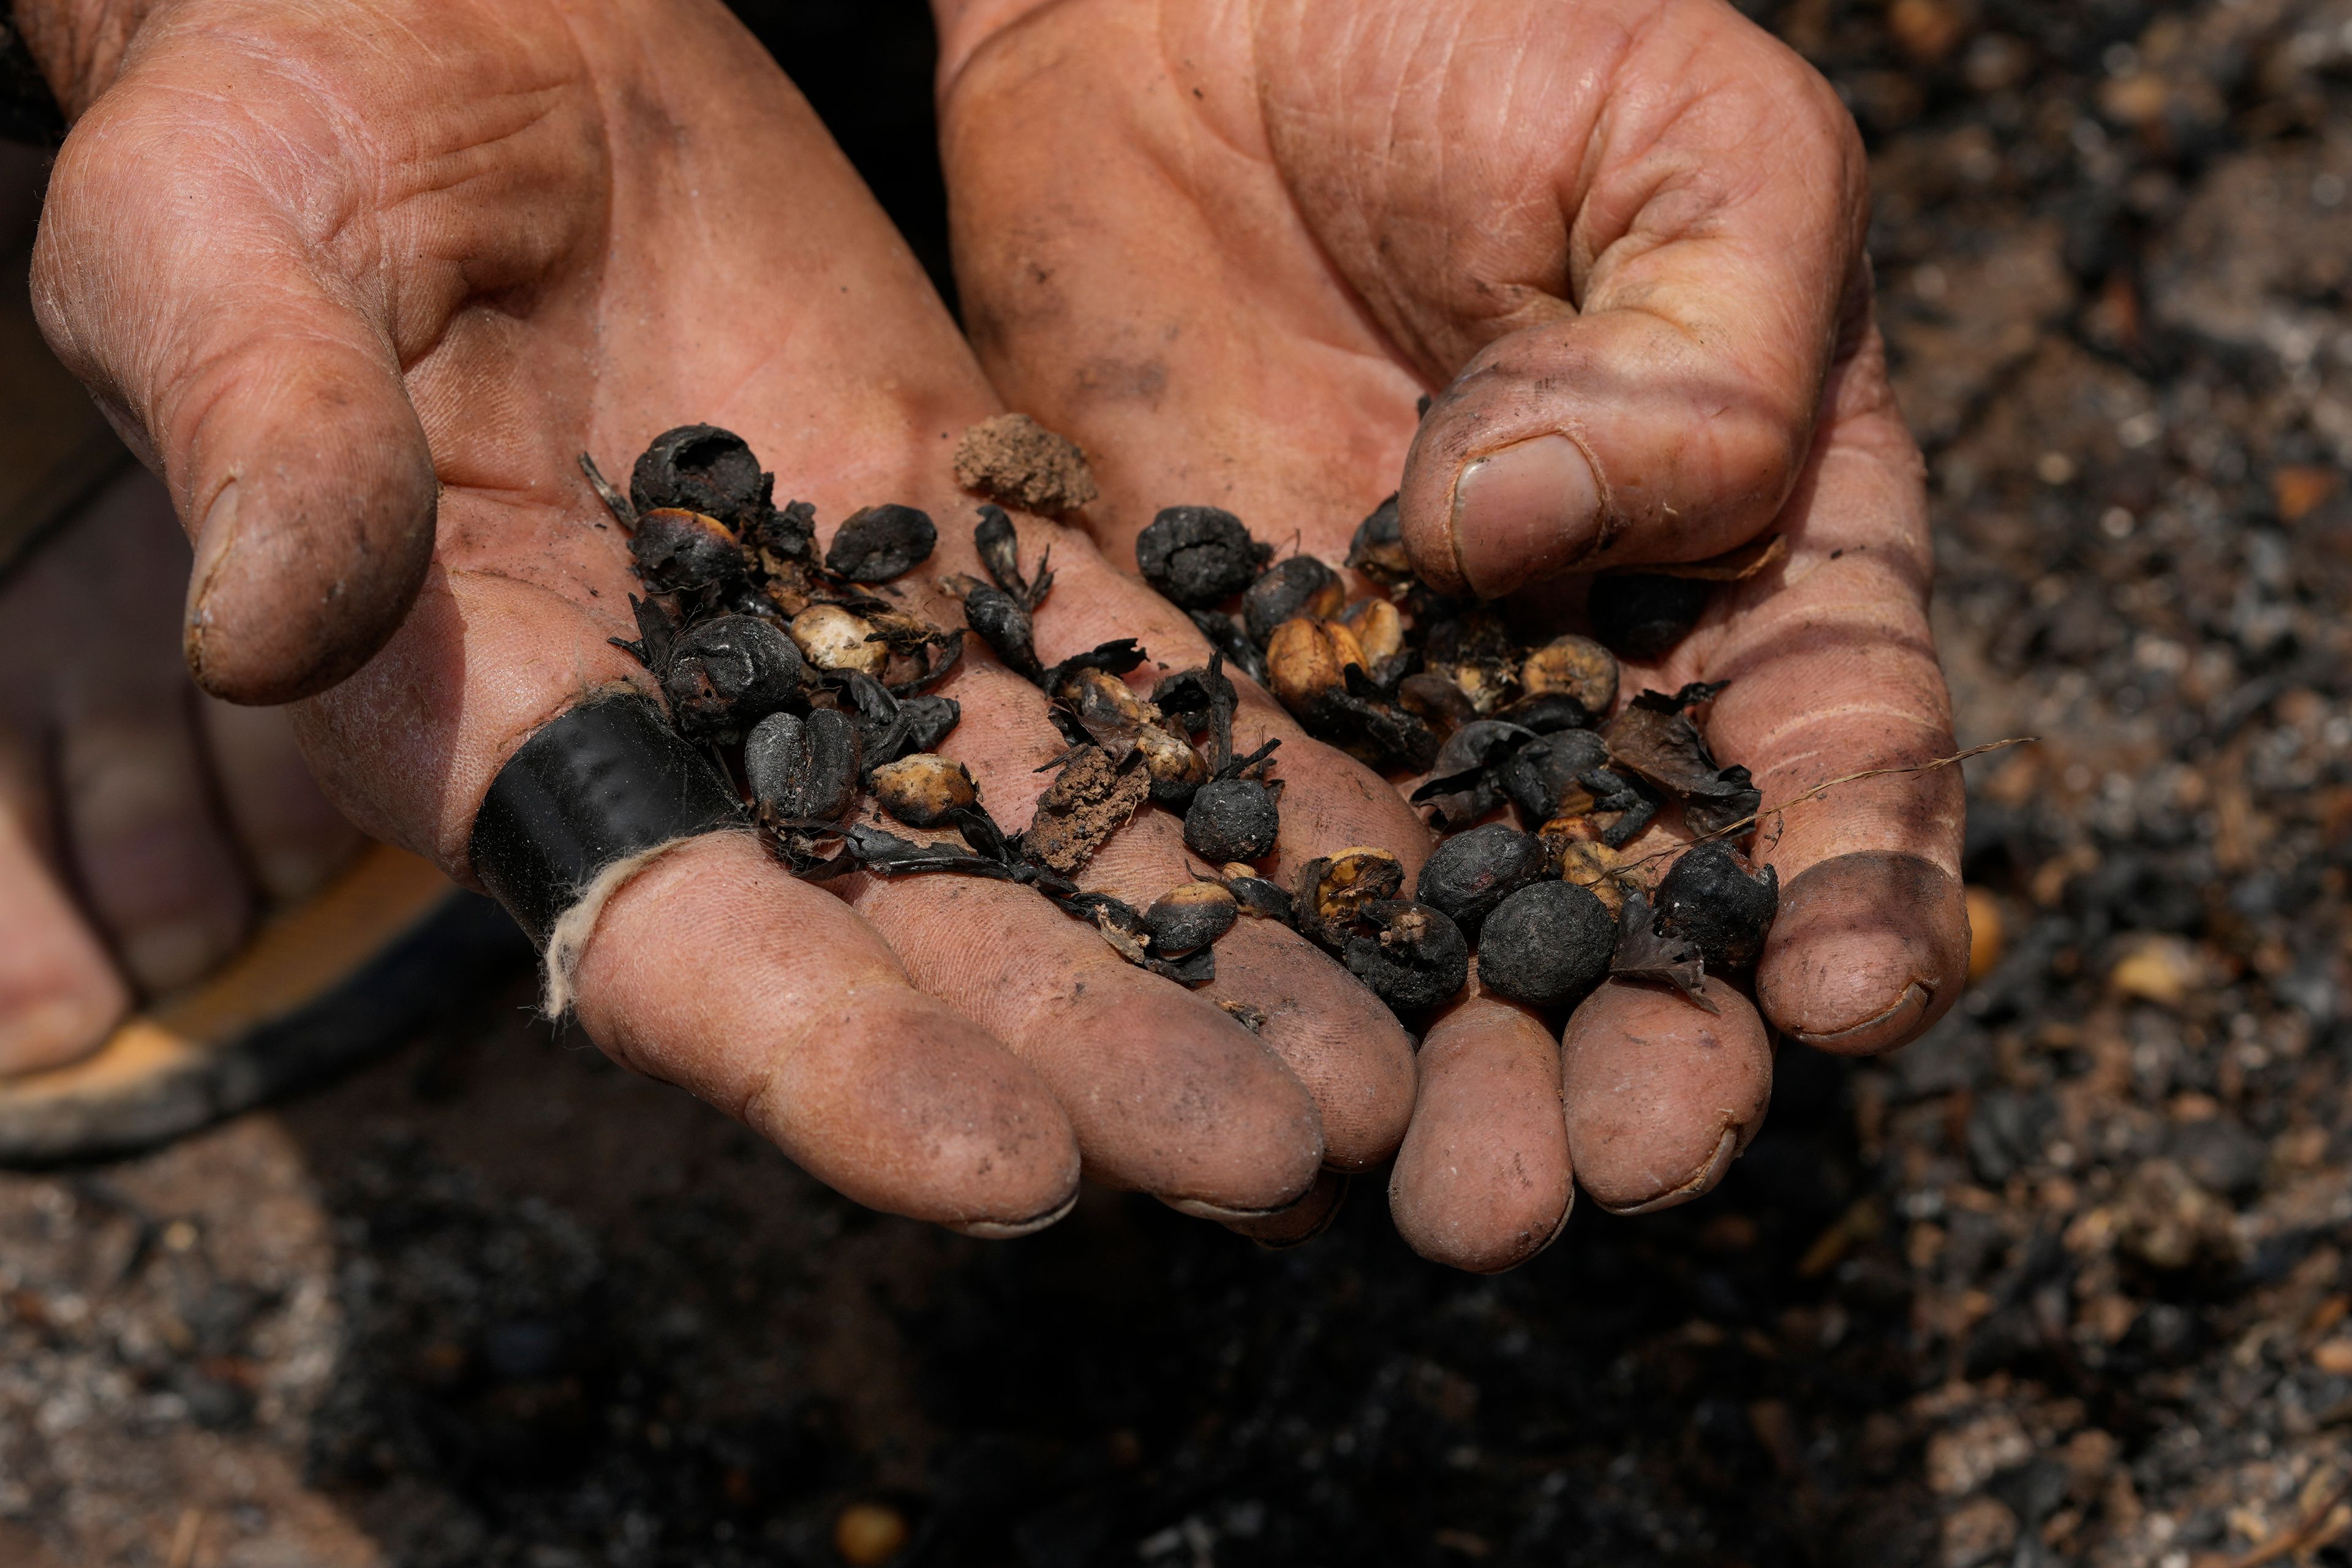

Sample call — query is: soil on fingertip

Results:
[7,2,2352,1566]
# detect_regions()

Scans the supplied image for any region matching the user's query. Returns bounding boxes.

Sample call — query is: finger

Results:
[200,699,365,903]
[1559,977,1771,1215]
[1388,988,1574,1272]
[1682,328,1967,1054]
[298,554,1082,1234]
[1221,1168,1349,1248]
[29,3,607,700]
[1274,2,1870,596]
[0,749,129,1072]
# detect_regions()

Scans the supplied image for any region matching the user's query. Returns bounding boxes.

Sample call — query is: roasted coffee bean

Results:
[1185,777,1282,863]
[1266,617,1366,720]
[869,753,979,827]
[662,614,807,739]
[1477,880,1616,1009]
[1242,556,1343,646]
[1346,493,1412,585]
[1500,729,1610,821]
[1342,899,1468,1011]
[1341,597,1407,668]
[824,503,937,582]
[1134,725,1212,807]
[1221,867,1295,923]
[1414,823,1546,937]
[1653,843,1780,973]
[630,508,745,594]
[790,603,889,676]
[1520,634,1619,717]
[1589,573,1711,661]
[1144,882,1240,956]
[1294,846,1406,949]
[745,707,862,824]
[628,424,774,530]
[1136,506,1272,607]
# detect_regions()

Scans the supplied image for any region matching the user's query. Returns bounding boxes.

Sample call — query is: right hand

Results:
[23,0,1439,1235]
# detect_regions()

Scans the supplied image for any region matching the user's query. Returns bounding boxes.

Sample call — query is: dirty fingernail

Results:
[1449,434,1602,598]
[184,481,239,679]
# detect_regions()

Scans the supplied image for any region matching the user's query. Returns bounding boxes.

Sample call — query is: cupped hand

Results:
[935,0,1969,1267]
[24,0,1445,1232]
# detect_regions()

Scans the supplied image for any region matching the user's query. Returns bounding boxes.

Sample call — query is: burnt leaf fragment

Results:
[1609,889,1715,1009]
[579,451,636,529]
[1604,687,1759,837]
[610,594,680,675]
[753,498,818,564]
[1186,610,1267,686]
[959,582,1044,684]
[974,504,1054,610]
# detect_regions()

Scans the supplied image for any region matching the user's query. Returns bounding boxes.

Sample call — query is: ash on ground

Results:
[9,1,2352,1564]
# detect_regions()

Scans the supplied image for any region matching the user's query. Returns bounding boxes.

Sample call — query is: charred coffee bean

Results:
[825,503,937,582]
[1179,611,1262,685]
[1477,880,1616,1009]
[1136,506,1272,607]
[1589,573,1711,661]
[628,424,774,530]
[1543,816,1634,914]
[753,497,816,563]
[1342,900,1468,1011]
[1185,778,1281,863]
[1520,634,1619,717]
[1144,882,1240,956]
[745,708,862,824]
[1266,617,1366,720]
[790,604,888,676]
[1653,843,1779,972]
[962,584,1044,683]
[1134,725,1211,807]
[630,508,745,593]
[869,753,979,827]
[662,614,807,739]
[1423,611,1521,715]
[1414,823,1546,937]
[1220,867,1295,923]
[1242,556,1343,646]
[1500,728,1609,821]
[1295,846,1406,949]
[1150,665,1237,731]
[1346,493,1412,584]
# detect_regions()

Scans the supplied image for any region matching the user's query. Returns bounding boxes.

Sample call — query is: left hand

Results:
[933,0,1969,1269]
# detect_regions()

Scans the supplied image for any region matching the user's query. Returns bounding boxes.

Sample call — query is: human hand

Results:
[935,0,1968,1267]
[22,0,1446,1232]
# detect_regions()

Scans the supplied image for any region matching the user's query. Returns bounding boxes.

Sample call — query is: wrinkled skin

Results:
[934,0,1969,1267]
[17,0,1440,1234]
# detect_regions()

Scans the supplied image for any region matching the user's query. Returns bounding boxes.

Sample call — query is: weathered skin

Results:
[15,0,1451,1231]
[933,0,1968,1264]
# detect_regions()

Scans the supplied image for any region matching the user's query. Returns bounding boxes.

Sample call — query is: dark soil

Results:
[7,1,2352,1565]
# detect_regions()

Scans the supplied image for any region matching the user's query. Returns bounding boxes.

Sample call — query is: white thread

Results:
[537,832,746,1019]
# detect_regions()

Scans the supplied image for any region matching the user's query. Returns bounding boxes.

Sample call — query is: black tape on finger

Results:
[470,692,746,960]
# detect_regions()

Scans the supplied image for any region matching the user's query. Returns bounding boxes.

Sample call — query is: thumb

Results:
[31,77,436,704]
[1392,18,1869,598]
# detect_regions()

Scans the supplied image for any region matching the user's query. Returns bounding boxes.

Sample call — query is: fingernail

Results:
[1449,434,1602,598]
[184,481,240,679]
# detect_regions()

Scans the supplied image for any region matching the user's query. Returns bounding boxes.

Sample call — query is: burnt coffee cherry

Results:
[1220,867,1294,924]
[1342,900,1468,1011]
[1423,611,1521,715]
[1476,880,1616,1009]
[1520,634,1619,718]
[1589,573,1711,661]
[1135,506,1272,607]
[825,503,937,582]
[1415,823,1546,937]
[1500,729,1610,821]
[1144,882,1239,956]
[752,497,816,564]
[629,424,774,530]
[1134,725,1211,807]
[1653,843,1779,973]
[1265,617,1366,721]
[869,753,979,827]
[1185,778,1281,863]
[630,508,745,593]
[790,604,888,676]
[1346,493,1411,584]
[1294,846,1406,949]
[745,707,862,824]
[1242,556,1343,646]
[662,614,807,740]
